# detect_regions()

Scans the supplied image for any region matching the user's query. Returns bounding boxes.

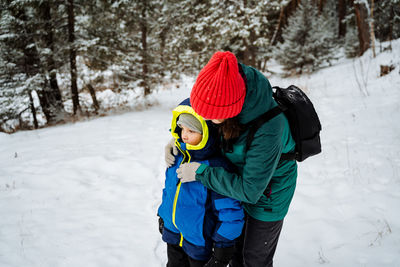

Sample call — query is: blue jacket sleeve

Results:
[211,191,244,248]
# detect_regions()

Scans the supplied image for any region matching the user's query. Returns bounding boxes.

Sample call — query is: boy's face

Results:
[180,125,203,146]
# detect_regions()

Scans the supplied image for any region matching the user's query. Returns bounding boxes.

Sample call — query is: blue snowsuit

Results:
[158,98,244,261]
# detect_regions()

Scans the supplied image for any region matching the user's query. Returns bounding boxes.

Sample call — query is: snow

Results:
[1,41,400,267]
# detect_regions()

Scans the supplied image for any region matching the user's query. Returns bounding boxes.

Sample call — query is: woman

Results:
[166,51,297,267]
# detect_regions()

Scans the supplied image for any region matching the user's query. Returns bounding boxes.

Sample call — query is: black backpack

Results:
[245,85,322,162]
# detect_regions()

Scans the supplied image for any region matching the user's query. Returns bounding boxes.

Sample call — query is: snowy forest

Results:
[1,1,400,267]
[1,0,399,132]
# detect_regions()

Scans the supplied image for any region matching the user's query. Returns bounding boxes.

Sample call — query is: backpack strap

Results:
[245,105,296,198]
[245,105,296,159]
[280,152,297,161]
[245,105,284,152]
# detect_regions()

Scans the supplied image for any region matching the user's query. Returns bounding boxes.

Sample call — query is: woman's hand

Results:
[165,138,178,167]
[176,162,201,183]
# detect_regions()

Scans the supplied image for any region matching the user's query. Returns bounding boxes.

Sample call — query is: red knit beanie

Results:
[190,51,246,120]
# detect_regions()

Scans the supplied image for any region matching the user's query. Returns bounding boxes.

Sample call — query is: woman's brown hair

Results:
[218,117,244,141]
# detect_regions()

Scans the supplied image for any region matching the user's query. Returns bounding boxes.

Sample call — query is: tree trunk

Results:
[16,7,47,126]
[388,3,394,50]
[318,0,326,13]
[67,0,80,115]
[87,83,99,112]
[270,5,285,46]
[338,0,346,38]
[290,0,301,10]
[159,27,168,77]
[241,0,257,67]
[353,0,371,56]
[261,57,268,72]
[141,2,150,97]
[28,91,39,129]
[36,82,51,123]
[41,0,65,122]
[370,0,376,57]
[276,0,301,44]
[248,30,257,67]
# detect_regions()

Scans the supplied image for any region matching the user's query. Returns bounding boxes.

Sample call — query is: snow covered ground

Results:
[1,41,400,267]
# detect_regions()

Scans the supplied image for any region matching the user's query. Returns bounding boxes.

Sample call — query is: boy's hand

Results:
[203,258,228,267]
[165,138,178,167]
[204,246,235,267]
[176,162,200,183]
[158,217,164,235]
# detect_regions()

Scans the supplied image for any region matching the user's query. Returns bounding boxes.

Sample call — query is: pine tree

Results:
[160,0,217,74]
[310,0,338,66]
[72,0,132,104]
[374,0,400,43]
[221,0,272,68]
[66,0,81,115]
[35,0,66,122]
[0,1,45,131]
[79,1,122,71]
[338,0,347,38]
[1,0,71,131]
[83,0,162,96]
[176,0,278,70]
[344,5,360,58]
[274,0,336,74]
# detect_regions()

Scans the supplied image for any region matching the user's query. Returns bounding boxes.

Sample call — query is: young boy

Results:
[158,98,244,267]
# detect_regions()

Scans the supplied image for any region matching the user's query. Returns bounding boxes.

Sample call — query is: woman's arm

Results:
[196,121,284,204]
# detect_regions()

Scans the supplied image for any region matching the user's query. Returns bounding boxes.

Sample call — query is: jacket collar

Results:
[171,98,219,161]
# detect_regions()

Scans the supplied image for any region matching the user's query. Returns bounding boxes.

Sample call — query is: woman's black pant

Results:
[166,243,208,267]
[229,215,284,267]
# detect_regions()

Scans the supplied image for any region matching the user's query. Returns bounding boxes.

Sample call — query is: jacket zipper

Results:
[172,182,183,246]
[172,143,191,247]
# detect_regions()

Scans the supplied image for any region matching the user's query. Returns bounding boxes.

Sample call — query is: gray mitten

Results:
[176,162,201,183]
[165,138,178,167]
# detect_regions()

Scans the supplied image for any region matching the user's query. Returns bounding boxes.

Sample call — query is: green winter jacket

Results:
[195,63,297,222]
